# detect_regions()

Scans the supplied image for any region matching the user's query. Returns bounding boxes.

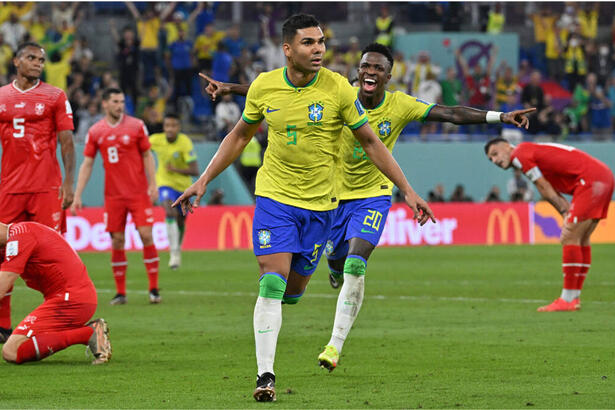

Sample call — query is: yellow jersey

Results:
[242,67,368,211]
[337,90,434,200]
[149,132,197,191]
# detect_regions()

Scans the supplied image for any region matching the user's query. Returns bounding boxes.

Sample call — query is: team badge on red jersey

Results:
[35,103,45,115]
[122,135,131,145]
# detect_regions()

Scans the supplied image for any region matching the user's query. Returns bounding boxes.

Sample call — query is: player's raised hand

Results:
[70,196,83,216]
[172,181,207,216]
[199,73,230,101]
[501,107,536,130]
[61,181,74,209]
[403,191,436,226]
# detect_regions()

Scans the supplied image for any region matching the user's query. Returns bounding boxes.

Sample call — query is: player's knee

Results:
[343,255,367,277]
[259,273,287,300]
[111,233,125,249]
[282,292,303,305]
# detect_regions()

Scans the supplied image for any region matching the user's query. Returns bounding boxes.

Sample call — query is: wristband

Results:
[486,111,503,124]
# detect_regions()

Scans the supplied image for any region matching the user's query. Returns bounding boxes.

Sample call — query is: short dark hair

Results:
[163,112,180,121]
[15,42,44,57]
[361,43,394,71]
[282,14,320,43]
[484,137,509,154]
[102,87,123,101]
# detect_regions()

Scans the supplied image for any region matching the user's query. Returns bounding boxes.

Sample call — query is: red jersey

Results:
[511,142,612,195]
[84,115,151,200]
[0,222,95,300]
[0,81,74,193]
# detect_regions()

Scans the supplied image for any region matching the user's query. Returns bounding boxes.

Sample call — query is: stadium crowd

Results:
[0,2,614,142]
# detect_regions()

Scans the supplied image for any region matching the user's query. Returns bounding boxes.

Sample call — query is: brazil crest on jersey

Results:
[337,90,434,200]
[242,67,368,211]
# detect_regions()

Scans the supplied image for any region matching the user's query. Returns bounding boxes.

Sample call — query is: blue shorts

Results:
[252,196,335,276]
[325,196,392,261]
[158,186,183,204]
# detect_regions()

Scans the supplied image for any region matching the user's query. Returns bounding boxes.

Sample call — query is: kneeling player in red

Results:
[0,221,111,364]
[485,138,614,311]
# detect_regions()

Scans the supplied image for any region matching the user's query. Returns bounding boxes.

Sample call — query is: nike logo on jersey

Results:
[266,107,280,113]
[15,102,25,108]
[258,329,274,334]
[360,228,376,234]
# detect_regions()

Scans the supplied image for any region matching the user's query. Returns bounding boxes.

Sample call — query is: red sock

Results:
[0,285,13,329]
[111,249,127,295]
[15,327,93,363]
[143,244,159,291]
[577,246,591,290]
[562,245,583,290]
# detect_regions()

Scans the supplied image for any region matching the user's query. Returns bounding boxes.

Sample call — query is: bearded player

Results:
[72,88,160,305]
[485,138,614,312]
[0,42,76,343]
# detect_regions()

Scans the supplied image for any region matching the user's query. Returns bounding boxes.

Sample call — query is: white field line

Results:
[90,288,615,306]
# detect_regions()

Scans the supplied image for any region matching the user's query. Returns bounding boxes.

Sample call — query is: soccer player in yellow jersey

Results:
[200,42,535,375]
[149,113,199,270]
[174,15,434,402]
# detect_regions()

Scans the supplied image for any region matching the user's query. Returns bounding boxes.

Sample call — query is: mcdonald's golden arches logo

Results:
[486,208,522,245]
[218,211,253,250]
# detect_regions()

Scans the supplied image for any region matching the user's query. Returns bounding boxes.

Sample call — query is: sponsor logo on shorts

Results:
[258,229,271,249]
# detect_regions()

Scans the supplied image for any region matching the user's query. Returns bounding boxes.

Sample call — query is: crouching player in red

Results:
[485,138,614,311]
[0,221,111,364]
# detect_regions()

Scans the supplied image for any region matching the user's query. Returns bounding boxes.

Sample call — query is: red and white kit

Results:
[0,81,74,230]
[511,142,614,222]
[84,114,154,232]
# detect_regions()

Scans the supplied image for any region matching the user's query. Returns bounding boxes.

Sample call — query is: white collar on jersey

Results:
[12,80,41,93]
[105,113,124,128]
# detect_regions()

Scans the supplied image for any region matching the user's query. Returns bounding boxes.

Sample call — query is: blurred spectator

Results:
[587,73,612,140]
[127,2,174,88]
[588,42,613,88]
[215,94,241,139]
[75,100,103,143]
[456,46,496,111]
[343,37,362,69]
[374,5,394,47]
[257,33,285,72]
[388,51,409,93]
[222,24,245,59]
[137,85,168,122]
[484,185,502,202]
[238,136,262,196]
[542,9,561,82]
[45,49,72,91]
[570,79,591,133]
[212,42,233,84]
[164,6,200,46]
[51,3,79,29]
[417,71,441,136]
[499,94,525,144]
[507,168,533,201]
[0,12,27,50]
[71,37,93,64]
[208,188,225,205]
[110,21,140,108]
[437,3,462,32]
[535,94,563,136]
[486,4,505,34]
[495,64,520,110]
[517,59,532,84]
[168,28,194,112]
[194,24,225,73]
[328,52,348,77]
[608,75,615,131]
[194,2,218,36]
[427,184,446,202]
[26,12,49,43]
[440,67,462,134]
[577,3,598,40]
[563,30,587,92]
[449,184,473,202]
[521,70,544,133]
[257,4,276,42]
[409,51,441,96]
[0,32,12,84]
[143,104,163,134]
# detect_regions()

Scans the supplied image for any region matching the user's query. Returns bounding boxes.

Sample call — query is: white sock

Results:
[253,296,282,376]
[328,273,364,353]
[165,220,180,252]
[560,288,578,302]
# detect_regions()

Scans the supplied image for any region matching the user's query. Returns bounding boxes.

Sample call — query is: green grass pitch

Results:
[2,244,614,409]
